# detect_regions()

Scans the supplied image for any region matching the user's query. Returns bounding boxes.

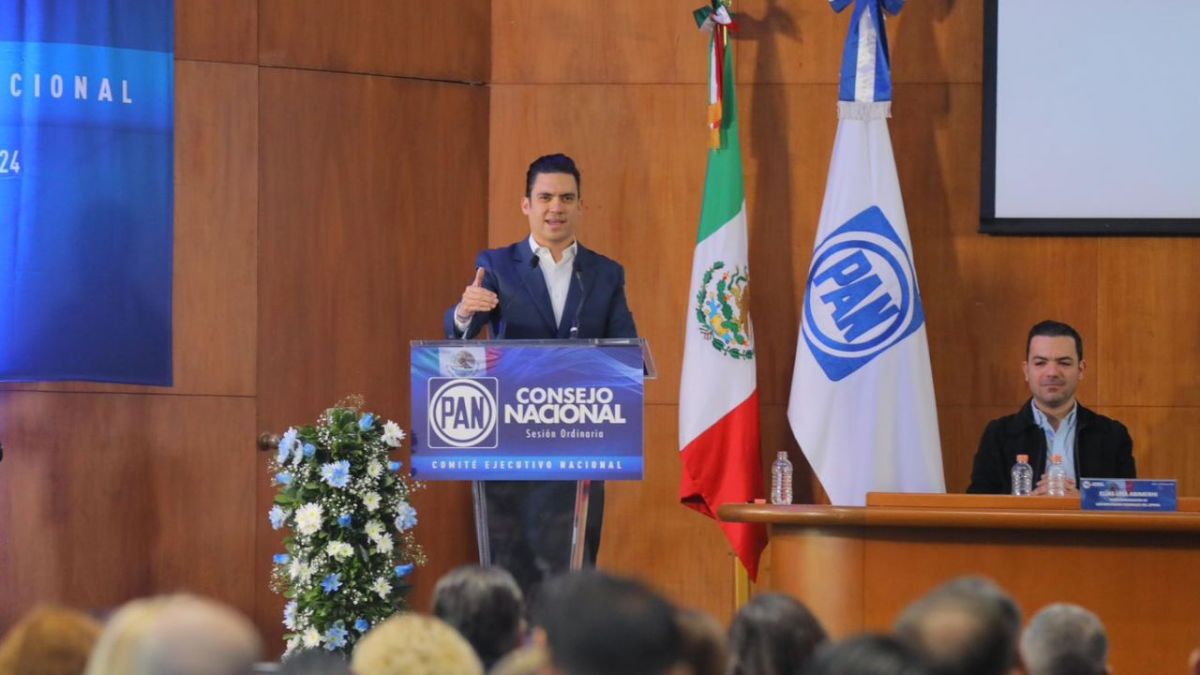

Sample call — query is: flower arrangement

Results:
[268,396,426,655]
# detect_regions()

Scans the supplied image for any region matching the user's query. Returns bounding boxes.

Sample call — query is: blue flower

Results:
[272,553,290,564]
[321,573,342,594]
[389,460,403,472]
[320,460,351,489]
[394,563,414,578]
[302,442,316,459]
[275,472,293,486]
[337,514,352,528]
[278,427,299,463]
[394,501,418,532]
[283,601,298,631]
[324,622,349,650]
[268,505,287,530]
[354,618,370,633]
[358,413,375,431]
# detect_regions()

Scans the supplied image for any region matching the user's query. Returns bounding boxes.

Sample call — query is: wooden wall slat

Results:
[492,0,982,85]
[256,68,488,650]
[0,392,256,629]
[176,0,258,64]
[259,0,489,82]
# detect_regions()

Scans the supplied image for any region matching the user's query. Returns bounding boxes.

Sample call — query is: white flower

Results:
[371,576,391,599]
[284,637,300,657]
[288,558,314,584]
[364,520,385,542]
[326,540,354,561]
[382,421,405,447]
[302,627,322,648]
[374,533,394,554]
[295,503,324,536]
[366,460,384,479]
[363,492,381,512]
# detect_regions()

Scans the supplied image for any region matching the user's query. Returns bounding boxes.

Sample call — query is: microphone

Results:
[530,254,540,269]
[569,264,588,339]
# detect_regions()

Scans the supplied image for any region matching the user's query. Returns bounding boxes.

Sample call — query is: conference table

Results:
[719,493,1200,672]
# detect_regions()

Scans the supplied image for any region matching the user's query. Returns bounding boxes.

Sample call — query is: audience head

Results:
[0,605,101,675]
[674,607,728,675]
[893,576,1022,675]
[84,595,260,675]
[277,649,352,675]
[533,570,681,675]
[1020,604,1108,675]
[488,645,550,675]
[729,593,828,675]
[432,564,526,670]
[804,634,931,675]
[352,613,483,675]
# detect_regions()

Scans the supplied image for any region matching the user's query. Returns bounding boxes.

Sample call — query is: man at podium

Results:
[967,320,1135,495]
[445,153,638,595]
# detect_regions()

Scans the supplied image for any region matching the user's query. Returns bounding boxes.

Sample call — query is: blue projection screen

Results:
[1,0,174,384]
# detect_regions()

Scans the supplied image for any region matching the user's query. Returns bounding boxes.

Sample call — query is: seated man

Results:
[967,320,1135,495]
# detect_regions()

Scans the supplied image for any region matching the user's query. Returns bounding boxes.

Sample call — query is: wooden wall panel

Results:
[176,0,257,64]
[256,68,487,649]
[1099,407,1200,496]
[1097,239,1200,407]
[259,0,489,82]
[492,0,981,85]
[0,392,256,629]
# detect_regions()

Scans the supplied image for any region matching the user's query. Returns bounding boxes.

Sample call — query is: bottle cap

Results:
[1016,454,1029,463]
[1051,454,1063,463]
[777,451,788,459]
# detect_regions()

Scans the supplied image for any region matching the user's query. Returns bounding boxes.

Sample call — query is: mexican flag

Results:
[678,3,766,580]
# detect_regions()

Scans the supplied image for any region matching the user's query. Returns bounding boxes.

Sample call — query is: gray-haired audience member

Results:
[533,571,681,675]
[729,593,828,675]
[893,577,1022,675]
[277,649,353,675]
[804,634,931,675]
[1020,604,1109,675]
[432,565,526,670]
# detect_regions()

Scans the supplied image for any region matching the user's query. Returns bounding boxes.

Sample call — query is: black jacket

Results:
[967,400,1136,494]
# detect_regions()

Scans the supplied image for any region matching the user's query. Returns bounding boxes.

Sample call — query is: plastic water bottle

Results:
[1047,454,1068,496]
[1011,454,1033,496]
[770,452,793,505]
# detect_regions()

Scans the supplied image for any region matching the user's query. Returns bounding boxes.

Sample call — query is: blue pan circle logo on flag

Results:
[802,206,926,382]
[427,377,500,448]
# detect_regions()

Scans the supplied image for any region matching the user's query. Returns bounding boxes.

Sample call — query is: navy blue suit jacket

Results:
[444,241,638,340]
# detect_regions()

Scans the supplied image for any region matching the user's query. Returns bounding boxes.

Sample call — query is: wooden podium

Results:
[719,494,1200,672]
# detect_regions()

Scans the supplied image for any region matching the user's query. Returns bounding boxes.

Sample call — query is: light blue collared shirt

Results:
[1031,402,1077,480]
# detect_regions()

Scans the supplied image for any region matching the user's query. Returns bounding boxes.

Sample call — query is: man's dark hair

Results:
[894,577,1022,675]
[804,634,932,675]
[432,565,525,670]
[533,571,681,675]
[525,154,581,198]
[729,593,828,675]
[1027,320,1083,361]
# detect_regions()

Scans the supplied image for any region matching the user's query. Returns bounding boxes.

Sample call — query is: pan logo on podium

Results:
[427,377,499,449]
[411,342,645,481]
[802,206,925,382]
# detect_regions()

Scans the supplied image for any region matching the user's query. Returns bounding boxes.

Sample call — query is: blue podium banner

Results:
[0,0,174,385]
[410,340,645,480]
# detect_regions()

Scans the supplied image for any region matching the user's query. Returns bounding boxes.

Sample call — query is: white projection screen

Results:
[981,0,1200,234]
